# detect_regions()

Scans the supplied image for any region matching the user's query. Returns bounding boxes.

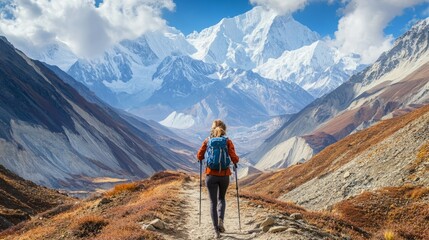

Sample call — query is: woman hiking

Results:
[197,119,239,238]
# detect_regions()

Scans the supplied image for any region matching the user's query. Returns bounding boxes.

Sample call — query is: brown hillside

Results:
[0,165,73,231]
[333,186,429,240]
[242,104,429,198]
[0,171,190,240]
[1,170,375,240]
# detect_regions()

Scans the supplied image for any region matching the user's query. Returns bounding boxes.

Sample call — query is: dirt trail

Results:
[160,176,333,240]
[174,179,255,240]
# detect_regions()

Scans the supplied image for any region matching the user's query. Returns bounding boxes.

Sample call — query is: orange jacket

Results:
[197,137,239,176]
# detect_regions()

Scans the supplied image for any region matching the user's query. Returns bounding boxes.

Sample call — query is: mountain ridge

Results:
[18,6,361,137]
[0,36,194,191]
[248,17,429,169]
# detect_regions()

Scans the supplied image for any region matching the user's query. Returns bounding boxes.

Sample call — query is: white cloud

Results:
[333,0,429,64]
[249,0,309,15]
[250,0,429,64]
[0,0,175,58]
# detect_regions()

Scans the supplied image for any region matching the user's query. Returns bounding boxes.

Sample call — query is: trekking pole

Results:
[199,160,202,226]
[233,164,241,231]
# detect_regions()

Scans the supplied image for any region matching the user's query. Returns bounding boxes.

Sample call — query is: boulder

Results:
[142,224,156,231]
[260,217,275,228]
[262,225,271,232]
[150,218,165,230]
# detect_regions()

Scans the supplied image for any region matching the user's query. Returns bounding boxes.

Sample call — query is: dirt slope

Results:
[1,171,369,240]
[242,104,429,204]
[0,165,72,231]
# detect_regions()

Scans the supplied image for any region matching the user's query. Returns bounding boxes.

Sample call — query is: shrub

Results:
[384,230,395,240]
[105,182,140,196]
[406,187,429,200]
[72,215,108,238]
[417,141,429,163]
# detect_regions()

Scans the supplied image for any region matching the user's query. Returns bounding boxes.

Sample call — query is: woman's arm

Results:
[227,139,239,164]
[196,139,208,161]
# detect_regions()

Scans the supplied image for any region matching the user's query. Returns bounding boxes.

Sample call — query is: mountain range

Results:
[27,7,361,134]
[0,36,194,192]
[248,17,429,170]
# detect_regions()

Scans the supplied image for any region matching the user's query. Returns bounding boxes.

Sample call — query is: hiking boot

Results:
[213,229,220,239]
[218,218,225,233]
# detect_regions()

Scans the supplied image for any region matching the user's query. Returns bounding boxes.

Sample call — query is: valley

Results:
[0,2,428,239]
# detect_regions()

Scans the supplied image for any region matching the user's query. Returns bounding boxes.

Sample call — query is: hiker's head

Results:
[211,119,226,137]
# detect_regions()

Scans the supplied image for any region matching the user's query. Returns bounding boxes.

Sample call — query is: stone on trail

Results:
[150,218,166,229]
[268,226,288,233]
[290,213,303,220]
[262,224,271,232]
[142,224,156,231]
[286,227,299,234]
[247,228,262,234]
[260,216,276,227]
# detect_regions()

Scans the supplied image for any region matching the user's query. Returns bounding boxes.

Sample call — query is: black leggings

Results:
[205,175,229,229]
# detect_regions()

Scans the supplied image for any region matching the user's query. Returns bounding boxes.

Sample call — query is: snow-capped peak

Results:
[187,6,320,69]
[254,40,362,97]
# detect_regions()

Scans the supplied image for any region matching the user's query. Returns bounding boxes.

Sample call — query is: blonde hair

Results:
[210,119,227,137]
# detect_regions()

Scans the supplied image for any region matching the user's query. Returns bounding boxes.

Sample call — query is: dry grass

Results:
[417,141,429,162]
[333,186,429,240]
[71,215,108,238]
[240,191,370,239]
[242,104,429,198]
[1,171,190,240]
[384,230,395,240]
[105,181,140,197]
[406,141,429,178]
[0,164,73,231]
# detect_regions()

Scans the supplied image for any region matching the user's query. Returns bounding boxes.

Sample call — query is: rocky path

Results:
[160,176,340,240]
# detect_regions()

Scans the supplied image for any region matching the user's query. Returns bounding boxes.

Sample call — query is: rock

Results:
[268,226,288,233]
[257,205,263,208]
[142,224,156,231]
[343,171,351,178]
[97,198,112,207]
[247,229,262,234]
[262,225,271,232]
[290,213,303,220]
[288,223,300,229]
[260,217,276,228]
[245,219,255,225]
[286,227,299,234]
[150,219,165,229]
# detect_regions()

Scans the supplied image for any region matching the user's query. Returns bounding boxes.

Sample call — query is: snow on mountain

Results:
[0,36,194,191]
[25,42,78,71]
[225,70,313,116]
[159,111,195,129]
[228,114,291,154]
[255,40,363,97]
[18,6,358,131]
[249,18,429,170]
[187,6,320,69]
[9,6,370,164]
[146,56,314,131]
[66,28,196,109]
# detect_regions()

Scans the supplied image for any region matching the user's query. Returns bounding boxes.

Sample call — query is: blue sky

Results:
[160,0,429,38]
[2,0,429,63]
